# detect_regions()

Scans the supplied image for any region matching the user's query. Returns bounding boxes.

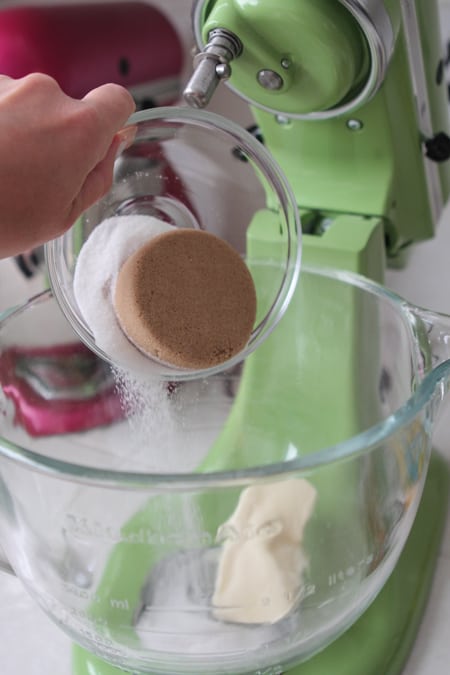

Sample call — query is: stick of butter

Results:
[213,478,317,624]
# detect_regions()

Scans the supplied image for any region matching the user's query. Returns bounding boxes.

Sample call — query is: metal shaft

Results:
[184,28,242,108]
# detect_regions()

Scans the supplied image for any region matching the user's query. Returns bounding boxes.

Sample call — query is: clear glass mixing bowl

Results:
[0,265,449,674]
[45,106,301,381]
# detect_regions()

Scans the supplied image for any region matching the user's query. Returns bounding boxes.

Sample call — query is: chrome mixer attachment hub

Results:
[184,27,242,109]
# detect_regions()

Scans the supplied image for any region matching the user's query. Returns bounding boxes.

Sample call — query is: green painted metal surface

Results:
[200,0,450,259]
[202,0,369,115]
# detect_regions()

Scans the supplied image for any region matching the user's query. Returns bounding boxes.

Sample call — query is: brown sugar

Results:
[113,228,257,369]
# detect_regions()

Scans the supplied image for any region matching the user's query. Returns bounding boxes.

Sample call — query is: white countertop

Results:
[0,1,450,672]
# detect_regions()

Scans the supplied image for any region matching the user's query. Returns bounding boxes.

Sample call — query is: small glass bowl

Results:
[45,106,301,380]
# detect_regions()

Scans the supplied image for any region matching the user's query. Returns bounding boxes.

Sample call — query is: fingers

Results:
[0,75,137,256]
[0,72,58,105]
[62,116,138,233]
[0,74,12,90]
[63,133,124,230]
[82,83,136,138]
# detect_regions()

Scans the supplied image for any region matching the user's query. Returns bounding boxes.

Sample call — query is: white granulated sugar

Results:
[73,215,219,473]
[110,367,226,472]
[73,215,173,374]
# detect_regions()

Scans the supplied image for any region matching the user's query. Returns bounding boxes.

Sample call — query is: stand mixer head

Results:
[185,0,450,267]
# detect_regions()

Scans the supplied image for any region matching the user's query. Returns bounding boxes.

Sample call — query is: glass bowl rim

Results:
[0,265,443,489]
[44,105,302,382]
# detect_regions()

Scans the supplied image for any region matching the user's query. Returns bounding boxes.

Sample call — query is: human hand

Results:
[0,73,135,258]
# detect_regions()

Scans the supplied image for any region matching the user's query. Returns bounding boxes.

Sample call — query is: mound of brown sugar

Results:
[114,228,257,369]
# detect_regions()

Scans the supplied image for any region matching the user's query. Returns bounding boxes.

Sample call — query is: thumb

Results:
[63,129,134,230]
[82,83,136,139]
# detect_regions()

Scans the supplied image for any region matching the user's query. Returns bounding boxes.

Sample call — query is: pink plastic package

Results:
[0,342,124,437]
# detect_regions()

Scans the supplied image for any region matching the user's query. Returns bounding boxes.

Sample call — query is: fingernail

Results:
[115,125,137,158]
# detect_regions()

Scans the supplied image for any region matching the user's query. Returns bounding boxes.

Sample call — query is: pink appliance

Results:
[0,2,184,106]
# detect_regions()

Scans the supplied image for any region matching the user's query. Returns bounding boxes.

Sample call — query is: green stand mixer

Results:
[0,1,450,675]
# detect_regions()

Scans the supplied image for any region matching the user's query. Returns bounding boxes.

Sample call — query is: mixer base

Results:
[72,452,449,675]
